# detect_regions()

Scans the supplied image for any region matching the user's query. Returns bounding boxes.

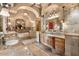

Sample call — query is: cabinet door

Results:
[51,37,55,49]
[55,38,65,55]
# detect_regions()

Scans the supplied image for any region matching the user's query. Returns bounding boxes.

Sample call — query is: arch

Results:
[17,6,39,18]
[8,12,35,27]
[45,4,59,13]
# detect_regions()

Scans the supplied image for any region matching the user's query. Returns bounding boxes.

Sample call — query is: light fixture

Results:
[0,8,10,17]
[62,23,67,30]
[24,47,28,50]
[48,14,59,19]
[17,21,20,24]
[8,22,11,25]
[24,13,28,16]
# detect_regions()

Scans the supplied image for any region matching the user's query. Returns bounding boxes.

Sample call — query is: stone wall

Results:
[65,8,79,56]
[65,35,79,56]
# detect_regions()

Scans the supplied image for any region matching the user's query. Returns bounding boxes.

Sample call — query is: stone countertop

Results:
[44,32,65,39]
[65,33,79,36]
[46,34,65,39]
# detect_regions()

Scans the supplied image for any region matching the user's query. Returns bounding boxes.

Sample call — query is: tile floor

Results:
[0,39,59,56]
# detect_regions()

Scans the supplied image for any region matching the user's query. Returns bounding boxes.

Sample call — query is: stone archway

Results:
[17,6,39,18]
[9,5,41,31]
[45,4,59,13]
[10,6,40,18]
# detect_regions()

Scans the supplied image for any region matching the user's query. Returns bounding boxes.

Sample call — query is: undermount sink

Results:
[5,40,19,46]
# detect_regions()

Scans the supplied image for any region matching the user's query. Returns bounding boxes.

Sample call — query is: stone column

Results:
[41,4,48,32]
[65,9,79,56]
[65,34,79,56]
[2,16,7,34]
[35,18,41,43]
[35,18,41,31]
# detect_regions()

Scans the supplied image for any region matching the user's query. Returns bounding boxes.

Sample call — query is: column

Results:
[2,16,7,34]
[35,18,41,43]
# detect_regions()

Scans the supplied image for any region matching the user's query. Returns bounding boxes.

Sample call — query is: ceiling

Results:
[0,3,79,20]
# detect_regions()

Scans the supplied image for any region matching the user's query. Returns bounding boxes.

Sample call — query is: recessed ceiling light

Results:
[8,22,11,25]
[24,13,28,15]
[24,47,28,50]
[5,4,9,7]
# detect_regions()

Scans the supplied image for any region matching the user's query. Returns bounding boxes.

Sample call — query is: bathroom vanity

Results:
[40,32,65,55]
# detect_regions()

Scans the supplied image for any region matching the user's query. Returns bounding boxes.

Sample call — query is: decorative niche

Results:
[15,19,26,33]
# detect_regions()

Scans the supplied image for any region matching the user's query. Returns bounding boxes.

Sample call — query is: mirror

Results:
[46,18,64,32]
